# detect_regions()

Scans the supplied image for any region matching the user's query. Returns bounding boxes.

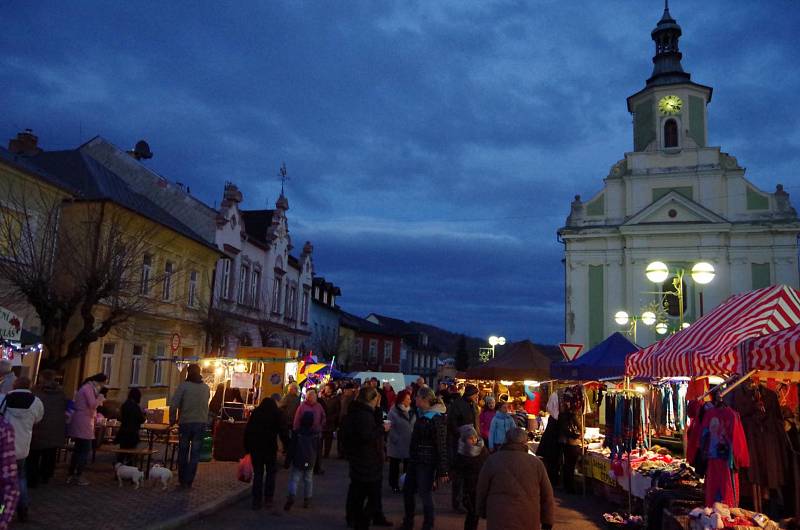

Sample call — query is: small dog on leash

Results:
[149,464,173,490]
[114,463,144,489]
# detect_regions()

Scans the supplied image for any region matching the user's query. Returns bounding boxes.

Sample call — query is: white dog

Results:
[114,463,144,489]
[149,464,173,490]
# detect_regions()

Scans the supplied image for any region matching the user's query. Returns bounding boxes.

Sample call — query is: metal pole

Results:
[699,291,705,317]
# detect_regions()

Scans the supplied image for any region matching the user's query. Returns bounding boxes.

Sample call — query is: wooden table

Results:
[143,423,173,465]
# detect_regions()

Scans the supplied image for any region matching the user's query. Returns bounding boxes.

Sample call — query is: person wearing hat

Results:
[453,425,488,530]
[446,383,480,513]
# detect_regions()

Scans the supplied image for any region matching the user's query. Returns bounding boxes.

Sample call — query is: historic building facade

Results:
[558,6,800,348]
[309,276,341,360]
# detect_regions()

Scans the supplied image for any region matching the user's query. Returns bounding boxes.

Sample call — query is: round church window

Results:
[668,209,677,218]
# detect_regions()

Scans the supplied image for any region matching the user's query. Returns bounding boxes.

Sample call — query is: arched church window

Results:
[664,119,678,148]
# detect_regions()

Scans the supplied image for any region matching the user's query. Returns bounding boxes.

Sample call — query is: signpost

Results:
[558,343,583,362]
[0,307,22,342]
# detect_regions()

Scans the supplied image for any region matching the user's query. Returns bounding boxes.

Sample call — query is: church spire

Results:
[646,0,691,87]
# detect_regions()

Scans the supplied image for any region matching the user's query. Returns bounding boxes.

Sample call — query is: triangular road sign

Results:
[558,343,583,362]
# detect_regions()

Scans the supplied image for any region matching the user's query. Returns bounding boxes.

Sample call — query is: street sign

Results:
[558,343,583,361]
[0,307,22,342]
[170,333,182,354]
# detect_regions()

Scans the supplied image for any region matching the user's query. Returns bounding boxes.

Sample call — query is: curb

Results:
[146,487,250,530]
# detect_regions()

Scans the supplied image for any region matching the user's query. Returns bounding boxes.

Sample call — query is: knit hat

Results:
[458,424,478,440]
[457,424,484,456]
[463,384,479,398]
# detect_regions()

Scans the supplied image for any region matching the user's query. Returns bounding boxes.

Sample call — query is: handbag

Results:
[237,454,253,483]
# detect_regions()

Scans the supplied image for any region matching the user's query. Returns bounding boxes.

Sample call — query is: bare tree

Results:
[0,184,171,369]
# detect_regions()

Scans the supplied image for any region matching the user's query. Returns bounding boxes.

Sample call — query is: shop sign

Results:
[558,343,583,361]
[0,307,22,342]
[170,333,182,354]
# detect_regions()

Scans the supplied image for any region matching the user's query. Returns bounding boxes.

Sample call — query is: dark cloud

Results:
[2,1,798,343]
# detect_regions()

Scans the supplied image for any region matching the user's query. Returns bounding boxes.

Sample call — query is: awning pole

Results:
[719,370,757,398]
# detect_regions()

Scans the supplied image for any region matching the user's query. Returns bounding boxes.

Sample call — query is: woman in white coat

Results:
[386,390,415,493]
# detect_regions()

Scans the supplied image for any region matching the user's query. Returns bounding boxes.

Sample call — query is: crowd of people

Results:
[243,375,556,530]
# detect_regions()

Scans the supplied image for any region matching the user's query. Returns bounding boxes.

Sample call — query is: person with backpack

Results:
[284,410,318,511]
[244,396,287,510]
[28,369,67,488]
[1,376,44,522]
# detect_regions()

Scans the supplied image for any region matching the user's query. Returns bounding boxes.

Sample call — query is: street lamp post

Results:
[614,310,662,343]
[645,261,715,327]
[488,335,506,359]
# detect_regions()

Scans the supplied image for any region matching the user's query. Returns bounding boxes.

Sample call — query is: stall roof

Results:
[465,340,551,381]
[550,332,638,381]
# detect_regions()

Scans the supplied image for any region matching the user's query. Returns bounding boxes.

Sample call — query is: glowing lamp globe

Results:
[488,336,499,346]
[614,311,630,326]
[645,261,670,283]
[691,262,715,285]
[497,337,506,346]
[655,322,668,335]
[682,322,691,329]
[641,311,657,326]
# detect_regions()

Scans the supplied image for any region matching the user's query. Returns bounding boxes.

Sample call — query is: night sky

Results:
[2,1,799,344]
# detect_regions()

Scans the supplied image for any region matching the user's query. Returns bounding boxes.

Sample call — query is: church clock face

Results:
[658,95,683,115]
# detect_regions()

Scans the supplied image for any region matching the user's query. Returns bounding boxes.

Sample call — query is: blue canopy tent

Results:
[550,332,638,381]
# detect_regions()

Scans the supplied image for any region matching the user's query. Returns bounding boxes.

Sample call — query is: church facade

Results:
[559,5,800,348]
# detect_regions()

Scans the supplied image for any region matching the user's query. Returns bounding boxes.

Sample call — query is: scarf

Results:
[458,436,485,457]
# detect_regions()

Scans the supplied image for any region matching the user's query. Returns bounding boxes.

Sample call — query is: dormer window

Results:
[664,119,678,148]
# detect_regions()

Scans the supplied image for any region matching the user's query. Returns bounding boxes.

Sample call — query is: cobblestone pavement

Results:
[22,451,248,530]
[190,456,605,530]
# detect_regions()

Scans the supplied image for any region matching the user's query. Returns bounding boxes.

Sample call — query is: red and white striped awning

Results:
[625,285,800,378]
[742,323,800,373]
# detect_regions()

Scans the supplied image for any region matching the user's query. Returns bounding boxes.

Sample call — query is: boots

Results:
[284,495,295,511]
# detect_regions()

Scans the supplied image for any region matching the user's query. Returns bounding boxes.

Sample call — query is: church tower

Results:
[558,4,800,349]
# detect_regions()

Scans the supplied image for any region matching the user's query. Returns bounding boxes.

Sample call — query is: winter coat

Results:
[476,442,555,530]
[0,389,44,460]
[279,393,301,429]
[339,392,355,423]
[243,402,286,457]
[479,409,496,441]
[387,405,415,460]
[0,374,15,395]
[292,401,326,433]
[454,446,489,512]
[115,399,145,448]
[488,411,516,450]
[558,411,581,446]
[292,428,319,470]
[340,400,384,483]
[320,394,341,432]
[447,397,478,445]
[409,403,449,476]
[69,383,100,440]
[169,380,210,425]
[31,382,67,450]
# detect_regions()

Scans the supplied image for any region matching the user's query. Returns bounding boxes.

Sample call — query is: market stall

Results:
[551,332,638,381]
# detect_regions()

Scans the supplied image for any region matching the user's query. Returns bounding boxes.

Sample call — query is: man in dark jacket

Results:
[320,382,340,459]
[340,386,392,530]
[447,383,479,512]
[337,382,357,459]
[28,370,66,488]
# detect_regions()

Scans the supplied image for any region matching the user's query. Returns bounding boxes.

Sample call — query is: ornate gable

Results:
[623,190,728,226]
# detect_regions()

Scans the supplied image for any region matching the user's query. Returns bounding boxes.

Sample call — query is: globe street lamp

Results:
[488,335,506,359]
[645,261,716,326]
[613,310,662,343]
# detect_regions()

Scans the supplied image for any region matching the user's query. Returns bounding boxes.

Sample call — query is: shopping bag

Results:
[237,454,253,483]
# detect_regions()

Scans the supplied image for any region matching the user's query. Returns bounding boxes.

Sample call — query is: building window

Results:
[661,276,687,317]
[221,259,232,299]
[383,341,393,362]
[188,270,198,307]
[355,338,363,360]
[285,283,297,319]
[140,254,152,295]
[291,285,298,318]
[130,344,143,386]
[323,291,328,304]
[368,339,378,360]
[272,277,282,314]
[251,269,260,307]
[664,119,678,148]
[301,290,310,323]
[237,265,248,305]
[153,343,166,386]
[101,342,116,385]
[162,261,174,301]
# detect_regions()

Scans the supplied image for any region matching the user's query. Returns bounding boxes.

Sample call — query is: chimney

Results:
[127,139,153,160]
[8,129,41,156]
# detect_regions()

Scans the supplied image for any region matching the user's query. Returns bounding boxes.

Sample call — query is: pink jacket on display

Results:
[68,383,99,440]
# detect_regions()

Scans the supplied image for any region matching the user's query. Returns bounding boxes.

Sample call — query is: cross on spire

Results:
[278,162,289,196]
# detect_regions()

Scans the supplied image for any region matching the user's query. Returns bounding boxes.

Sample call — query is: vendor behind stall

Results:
[209,384,244,418]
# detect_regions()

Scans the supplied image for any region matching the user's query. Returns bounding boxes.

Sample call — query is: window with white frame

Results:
[101,343,116,384]
[383,341,393,362]
[130,344,143,386]
[162,261,174,301]
[355,338,363,360]
[237,264,248,305]
[272,277,282,313]
[301,289,310,323]
[368,339,378,360]
[140,254,152,295]
[153,343,167,386]
[188,270,198,307]
[251,269,260,307]
[285,283,297,319]
[221,259,232,299]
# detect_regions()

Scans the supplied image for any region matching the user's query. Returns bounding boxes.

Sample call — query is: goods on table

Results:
[687,503,778,530]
